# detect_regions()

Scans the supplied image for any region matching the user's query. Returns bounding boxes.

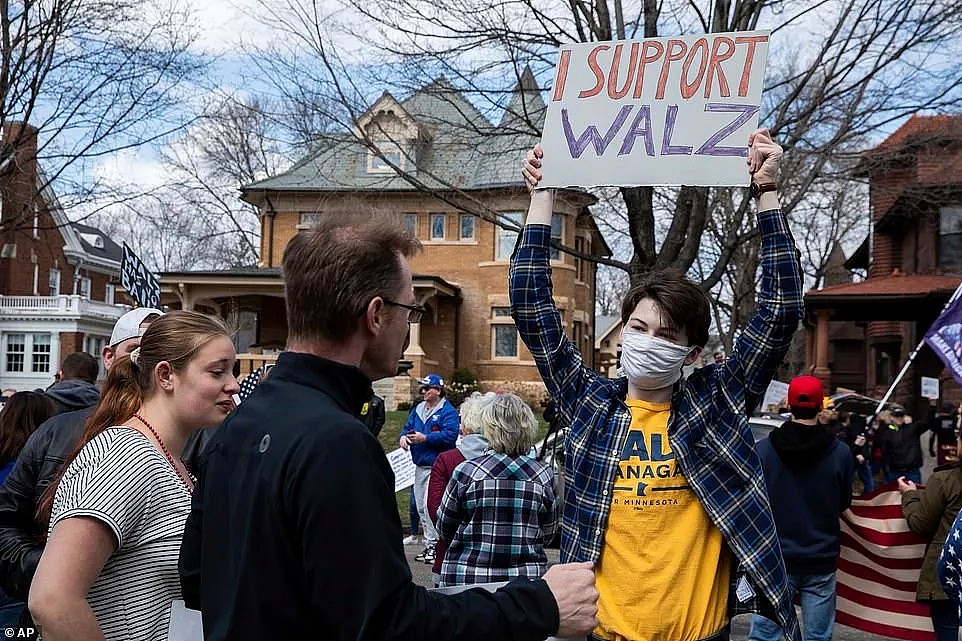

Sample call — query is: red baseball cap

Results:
[787,375,824,410]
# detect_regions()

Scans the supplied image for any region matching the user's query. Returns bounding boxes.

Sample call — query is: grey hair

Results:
[458,392,496,435]
[478,392,537,456]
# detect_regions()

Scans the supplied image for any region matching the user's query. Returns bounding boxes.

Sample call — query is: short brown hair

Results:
[282,213,421,343]
[620,269,710,348]
[60,351,99,383]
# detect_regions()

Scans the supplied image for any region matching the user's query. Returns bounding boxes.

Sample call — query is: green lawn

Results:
[378,409,549,532]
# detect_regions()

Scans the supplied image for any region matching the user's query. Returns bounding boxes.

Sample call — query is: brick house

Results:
[158,74,611,407]
[804,114,962,417]
[0,123,129,390]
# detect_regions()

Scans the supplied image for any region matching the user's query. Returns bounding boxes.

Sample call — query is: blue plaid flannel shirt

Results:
[509,209,803,641]
[436,453,559,587]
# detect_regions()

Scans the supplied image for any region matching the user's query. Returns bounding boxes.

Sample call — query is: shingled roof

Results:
[242,72,546,194]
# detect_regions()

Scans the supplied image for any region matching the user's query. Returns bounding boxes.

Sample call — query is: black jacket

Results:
[877,420,927,470]
[0,407,93,598]
[43,379,100,415]
[757,420,854,575]
[179,352,559,641]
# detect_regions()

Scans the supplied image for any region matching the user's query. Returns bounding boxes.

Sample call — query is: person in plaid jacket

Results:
[435,392,558,588]
[511,128,803,641]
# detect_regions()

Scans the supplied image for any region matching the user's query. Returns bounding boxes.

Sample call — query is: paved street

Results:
[403,545,900,641]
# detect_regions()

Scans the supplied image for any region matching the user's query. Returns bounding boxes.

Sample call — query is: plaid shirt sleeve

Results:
[509,224,604,422]
[720,209,804,413]
[436,466,467,543]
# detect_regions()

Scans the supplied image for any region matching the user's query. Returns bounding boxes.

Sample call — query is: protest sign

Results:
[761,379,789,413]
[540,31,770,188]
[121,243,161,309]
[921,376,939,400]
[386,447,416,492]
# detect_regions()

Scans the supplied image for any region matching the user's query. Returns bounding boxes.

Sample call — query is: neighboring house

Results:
[158,72,611,408]
[805,114,962,416]
[594,314,622,378]
[0,122,129,390]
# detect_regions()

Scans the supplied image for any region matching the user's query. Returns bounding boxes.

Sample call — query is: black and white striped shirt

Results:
[51,427,191,641]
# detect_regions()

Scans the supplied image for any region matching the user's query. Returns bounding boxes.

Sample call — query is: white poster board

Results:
[540,31,770,188]
[386,448,416,492]
[921,376,940,400]
[762,379,790,413]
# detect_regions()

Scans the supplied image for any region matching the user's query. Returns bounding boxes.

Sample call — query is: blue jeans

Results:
[748,573,836,641]
[856,462,874,494]
[928,599,959,641]
[408,488,420,535]
[886,468,922,484]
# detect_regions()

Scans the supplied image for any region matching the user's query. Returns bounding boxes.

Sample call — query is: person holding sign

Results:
[512,128,803,641]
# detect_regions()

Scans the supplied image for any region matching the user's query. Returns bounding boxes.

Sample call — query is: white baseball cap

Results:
[109,307,163,348]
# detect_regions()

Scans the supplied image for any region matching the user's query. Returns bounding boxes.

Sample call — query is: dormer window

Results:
[368,145,404,174]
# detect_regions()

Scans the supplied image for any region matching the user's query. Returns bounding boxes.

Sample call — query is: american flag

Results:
[836,482,935,641]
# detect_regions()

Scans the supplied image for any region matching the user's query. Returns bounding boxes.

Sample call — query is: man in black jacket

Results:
[0,307,161,602]
[749,376,853,641]
[179,213,597,641]
[878,406,926,483]
[43,352,100,415]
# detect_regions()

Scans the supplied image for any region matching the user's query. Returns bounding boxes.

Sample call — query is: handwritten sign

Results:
[540,31,770,188]
[761,379,790,413]
[921,376,940,400]
[386,447,416,492]
[121,243,160,309]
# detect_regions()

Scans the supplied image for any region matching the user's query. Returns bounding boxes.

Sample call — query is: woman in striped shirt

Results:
[29,311,239,641]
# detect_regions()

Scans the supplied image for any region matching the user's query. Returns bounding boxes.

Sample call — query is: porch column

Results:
[176,283,195,311]
[813,310,832,385]
[404,320,425,378]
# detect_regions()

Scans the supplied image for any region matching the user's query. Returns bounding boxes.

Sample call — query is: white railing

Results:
[0,295,128,320]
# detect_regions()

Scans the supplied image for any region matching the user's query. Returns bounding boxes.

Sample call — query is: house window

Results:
[48,268,60,296]
[79,276,92,299]
[939,206,962,271]
[368,146,404,173]
[573,321,583,349]
[550,214,564,260]
[84,336,107,379]
[299,212,322,227]
[32,204,39,239]
[4,333,51,373]
[575,237,585,281]
[430,214,446,241]
[491,307,518,358]
[403,213,418,237]
[105,283,115,305]
[5,334,25,372]
[495,212,523,260]
[31,334,51,373]
[460,215,475,240]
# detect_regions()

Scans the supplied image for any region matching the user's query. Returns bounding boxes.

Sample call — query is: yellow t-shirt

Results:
[593,399,731,641]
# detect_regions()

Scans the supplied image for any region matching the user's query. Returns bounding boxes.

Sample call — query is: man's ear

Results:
[155,361,175,392]
[684,346,702,366]
[364,297,387,336]
[102,346,115,369]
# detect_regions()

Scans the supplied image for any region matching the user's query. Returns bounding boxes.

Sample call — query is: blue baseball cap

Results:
[420,374,445,388]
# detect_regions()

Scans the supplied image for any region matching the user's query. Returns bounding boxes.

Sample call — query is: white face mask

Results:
[619,330,694,390]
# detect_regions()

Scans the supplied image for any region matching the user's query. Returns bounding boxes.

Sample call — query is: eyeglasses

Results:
[383,299,426,324]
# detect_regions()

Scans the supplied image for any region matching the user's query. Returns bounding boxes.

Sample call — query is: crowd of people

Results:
[0,126,960,641]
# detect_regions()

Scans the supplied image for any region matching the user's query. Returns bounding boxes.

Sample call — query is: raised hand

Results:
[747,127,782,184]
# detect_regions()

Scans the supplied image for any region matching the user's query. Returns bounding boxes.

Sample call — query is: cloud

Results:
[94,149,168,190]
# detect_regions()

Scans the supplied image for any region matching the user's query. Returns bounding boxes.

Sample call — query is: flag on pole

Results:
[924,282,962,386]
[836,483,934,641]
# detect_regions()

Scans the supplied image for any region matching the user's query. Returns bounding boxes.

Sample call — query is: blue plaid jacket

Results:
[509,210,803,641]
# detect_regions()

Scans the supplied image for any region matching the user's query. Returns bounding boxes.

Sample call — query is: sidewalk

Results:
[403,545,901,641]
